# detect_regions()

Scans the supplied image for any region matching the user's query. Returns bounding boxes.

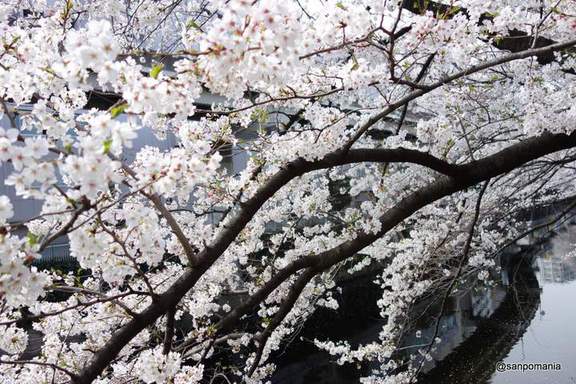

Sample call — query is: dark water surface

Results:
[271,226,576,384]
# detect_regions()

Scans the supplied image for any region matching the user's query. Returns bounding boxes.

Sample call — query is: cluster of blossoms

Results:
[0,232,48,307]
[0,195,13,225]
[61,19,121,75]
[125,347,204,384]
[195,0,306,97]
[0,0,574,383]
[0,128,54,199]
[0,324,28,355]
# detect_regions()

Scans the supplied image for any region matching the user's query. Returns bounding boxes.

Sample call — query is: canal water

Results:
[490,226,576,384]
[271,225,576,384]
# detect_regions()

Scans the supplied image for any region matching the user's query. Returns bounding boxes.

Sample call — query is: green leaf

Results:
[336,2,347,10]
[350,53,360,71]
[150,63,164,79]
[442,139,455,159]
[448,5,461,15]
[250,108,269,124]
[61,0,74,21]
[186,20,200,30]
[110,102,128,119]
[102,139,113,154]
[27,232,39,246]
[439,5,460,19]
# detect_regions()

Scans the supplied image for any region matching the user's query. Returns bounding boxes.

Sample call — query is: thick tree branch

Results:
[73,131,576,383]
[198,134,576,359]
[162,305,176,354]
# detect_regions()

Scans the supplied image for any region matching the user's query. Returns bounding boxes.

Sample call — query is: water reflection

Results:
[418,257,540,384]
[272,225,576,384]
[489,225,576,384]
[411,225,576,384]
[537,228,576,284]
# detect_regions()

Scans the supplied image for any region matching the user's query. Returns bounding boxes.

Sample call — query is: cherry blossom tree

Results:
[0,0,575,383]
